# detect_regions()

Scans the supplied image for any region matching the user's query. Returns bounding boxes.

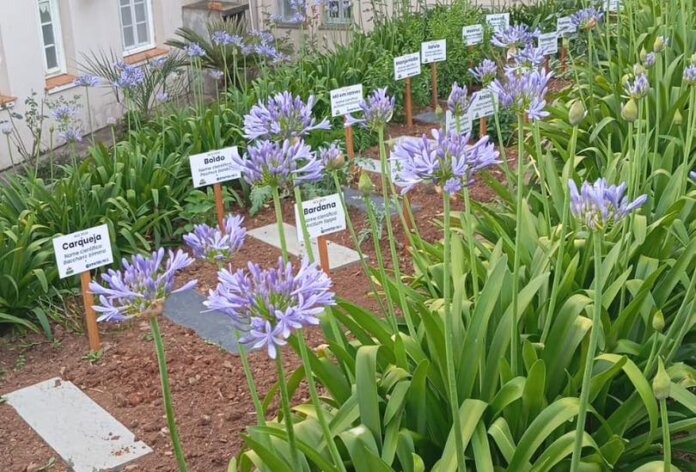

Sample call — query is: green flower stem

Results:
[332,172,388,317]
[296,329,346,472]
[85,88,95,147]
[682,88,696,195]
[659,270,696,368]
[541,125,578,343]
[237,342,266,427]
[377,127,416,337]
[294,186,315,263]
[271,187,289,262]
[443,194,466,472]
[150,316,188,472]
[531,121,551,226]
[492,99,514,192]
[570,230,604,472]
[510,114,526,376]
[275,351,299,470]
[660,398,672,470]
[462,185,479,298]
[363,192,400,334]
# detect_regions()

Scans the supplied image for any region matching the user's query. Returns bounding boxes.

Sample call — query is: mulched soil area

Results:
[0,118,507,472]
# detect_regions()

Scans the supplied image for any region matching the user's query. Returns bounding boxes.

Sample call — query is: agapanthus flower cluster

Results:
[244,92,330,141]
[113,62,145,90]
[625,74,650,99]
[319,142,345,170]
[90,249,197,322]
[507,45,545,74]
[490,68,553,121]
[683,65,696,85]
[233,138,323,188]
[60,128,83,143]
[0,122,11,135]
[185,43,207,58]
[155,92,169,102]
[184,214,246,262]
[212,31,244,47]
[74,75,100,88]
[571,7,603,31]
[272,0,307,24]
[568,179,647,231]
[447,83,469,117]
[391,129,500,194]
[204,257,335,358]
[644,52,656,68]
[151,56,168,69]
[209,69,225,80]
[345,88,395,131]
[491,25,538,51]
[51,104,77,122]
[469,59,498,86]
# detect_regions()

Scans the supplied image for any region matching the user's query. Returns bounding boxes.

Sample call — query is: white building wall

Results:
[0,0,195,170]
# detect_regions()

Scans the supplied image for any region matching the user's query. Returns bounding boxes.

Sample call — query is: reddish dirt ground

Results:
[0,120,505,472]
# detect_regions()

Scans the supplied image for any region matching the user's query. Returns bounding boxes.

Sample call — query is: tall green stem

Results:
[660,398,672,470]
[462,186,479,298]
[275,352,299,469]
[570,231,604,472]
[294,186,315,263]
[510,115,525,375]
[443,195,466,472]
[150,316,188,472]
[271,187,289,262]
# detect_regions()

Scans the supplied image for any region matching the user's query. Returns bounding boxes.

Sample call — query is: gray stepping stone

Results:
[414,111,441,124]
[3,378,152,472]
[248,222,362,270]
[164,289,239,354]
[342,188,419,215]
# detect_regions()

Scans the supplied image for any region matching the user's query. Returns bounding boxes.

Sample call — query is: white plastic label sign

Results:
[446,110,472,136]
[557,16,576,36]
[330,84,363,117]
[394,53,422,80]
[604,0,621,12]
[53,224,113,279]
[189,147,241,188]
[470,90,495,120]
[294,193,346,239]
[421,40,447,64]
[538,32,559,55]
[486,13,510,34]
[462,24,484,46]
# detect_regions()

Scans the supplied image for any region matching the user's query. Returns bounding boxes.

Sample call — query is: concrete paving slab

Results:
[414,111,441,124]
[342,188,419,216]
[3,378,152,472]
[248,222,362,270]
[164,290,239,354]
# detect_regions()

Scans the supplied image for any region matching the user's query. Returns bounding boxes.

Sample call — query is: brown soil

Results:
[0,119,504,472]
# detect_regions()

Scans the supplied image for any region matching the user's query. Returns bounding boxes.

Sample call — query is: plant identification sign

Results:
[421,40,447,64]
[486,13,510,34]
[53,225,113,279]
[462,24,484,46]
[446,110,472,136]
[189,147,241,188]
[294,193,346,239]
[538,32,559,55]
[604,0,621,12]
[470,90,495,120]
[394,53,421,80]
[557,16,576,37]
[330,84,364,117]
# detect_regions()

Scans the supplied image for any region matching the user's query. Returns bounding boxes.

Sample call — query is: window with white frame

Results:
[118,0,153,53]
[277,0,297,23]
[325,0,352,25]
[37,0,65,75]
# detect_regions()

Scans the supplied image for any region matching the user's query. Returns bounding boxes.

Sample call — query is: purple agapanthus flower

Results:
[683,65,696,85]
[233,138,323,188]
[60,128,83,143]
[151,56,168,69]
[204,257,335,358]
[644,52,656,68]
[345,88,395,131]
[244,92,329,140]
[51,104,77,122]
[113,63,145,90]
[254,44,280,60]
[209,69,225,80]
[569,179,647,231]
[690,170,696,181]
[90,249,197,322]
[390,128,500,194]
[469,59,498,85]
[490,68,553,121]
[319,142,344,170]
[447,82,469,117]
[212,31,243,47]
[507,45,545,74]
[625,74,650,99]
[185,43,207,58]
[491,24,538,50]
[74,75,100,88]
[155,91,169,102]
[571,7,603,31]
[0,122,11,135]
[184,214,246,262]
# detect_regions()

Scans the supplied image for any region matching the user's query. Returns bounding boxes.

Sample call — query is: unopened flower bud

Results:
[435,105,444,121]
[653,36,666,53]
[639,47,648,63]
[621,74,631,87]
[673,108,683,126]
[652,310,665,332]
[358,171,374,196]
[652,358,671,400]
[692,53,696,65]
[622,98,639,122]
[633,64,646,77]
[326,153,345,171]
[568,100,587,126]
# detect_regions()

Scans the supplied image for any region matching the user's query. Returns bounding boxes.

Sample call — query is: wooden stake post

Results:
[431,63,439,110]
[317,236,330,273]
[560,42,567,73]
[480,116,488,137]
[213,182,226,231]
[344,116,355,160]
[405,78,414,127]
[81,271,101,351]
